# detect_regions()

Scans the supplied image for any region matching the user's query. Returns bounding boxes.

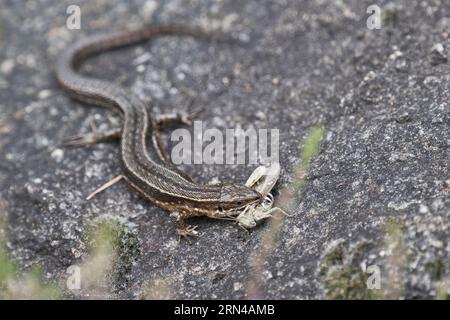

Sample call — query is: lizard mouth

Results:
[216,198,261,217]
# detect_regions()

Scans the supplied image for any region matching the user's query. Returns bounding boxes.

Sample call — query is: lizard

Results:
[56,25,262,237]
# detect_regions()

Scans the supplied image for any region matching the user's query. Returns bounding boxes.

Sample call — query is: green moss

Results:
[384,220,403,244]
[276,125,325,211]
[29,283,62,300]
[436,282,449,300]
[0,247,17,286]
[319,241,346,277]
[0,20,3,44]
[23,266,63,299]
[320,241,382,300]
[425,259,445,281]
[381,3,399,27]
[288,125,326,196]
[323,265,379,299]
[88,216,140,291]
[300,126,325,168]
[0,205,62,299]
[0,244,62,299]
[380,220,407,299]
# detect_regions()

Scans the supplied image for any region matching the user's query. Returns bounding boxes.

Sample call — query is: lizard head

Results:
[213,183,262,216]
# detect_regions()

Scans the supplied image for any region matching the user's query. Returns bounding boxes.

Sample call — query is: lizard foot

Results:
[170,212,199,241]
[177,225,199,241]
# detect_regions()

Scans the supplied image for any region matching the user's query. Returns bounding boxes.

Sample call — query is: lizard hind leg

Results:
[86,174,125,200]
[63,127,122,146]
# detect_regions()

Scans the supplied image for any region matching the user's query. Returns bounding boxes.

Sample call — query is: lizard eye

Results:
[236,201,243,206]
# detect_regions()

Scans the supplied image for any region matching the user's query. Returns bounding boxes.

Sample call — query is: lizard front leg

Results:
[170,212,199,240]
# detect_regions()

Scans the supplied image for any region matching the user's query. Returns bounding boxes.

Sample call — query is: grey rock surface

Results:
[0,0,449,299]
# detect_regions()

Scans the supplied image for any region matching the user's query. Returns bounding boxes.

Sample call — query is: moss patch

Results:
[320,240,382,299]
[0,216,62,299]
[86,216,140,292]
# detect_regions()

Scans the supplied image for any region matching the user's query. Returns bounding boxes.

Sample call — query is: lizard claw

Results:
[177,225,199,237]
[171,212,199,240]
[176,225,199,242]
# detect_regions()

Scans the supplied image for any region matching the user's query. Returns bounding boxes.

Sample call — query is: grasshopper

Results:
[236,162,288,229]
